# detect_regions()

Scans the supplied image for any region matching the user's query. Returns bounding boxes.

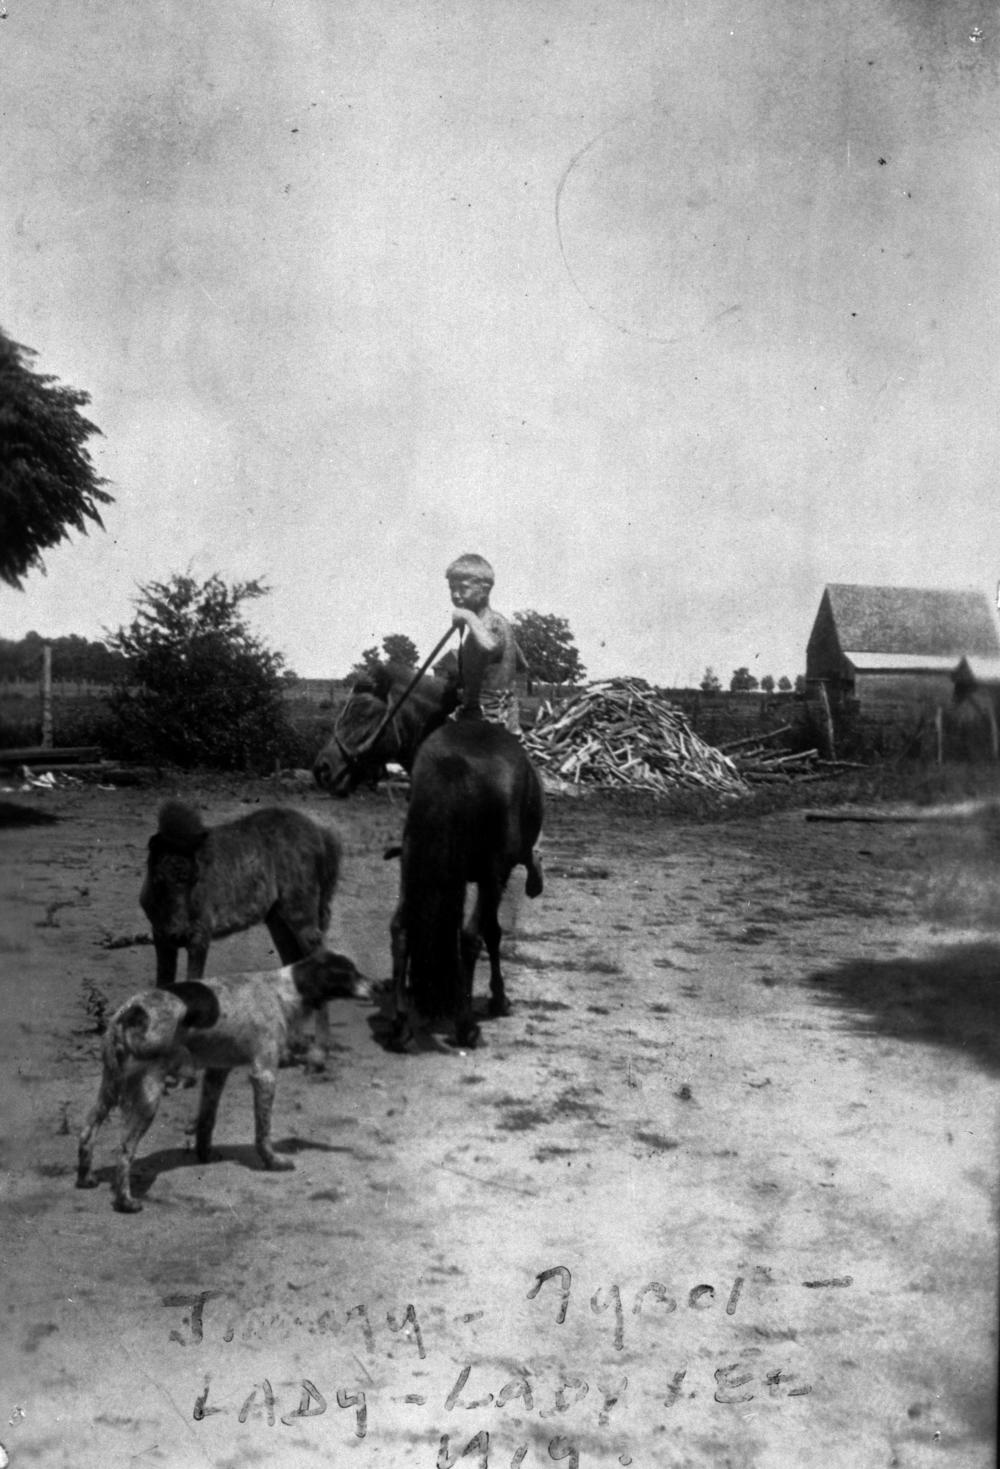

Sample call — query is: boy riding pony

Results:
[445,553,526,735]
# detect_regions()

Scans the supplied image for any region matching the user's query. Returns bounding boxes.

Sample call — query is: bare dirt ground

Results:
[0,777,997,1469]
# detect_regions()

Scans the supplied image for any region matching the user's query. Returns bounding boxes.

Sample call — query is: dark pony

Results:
[389,718,544,1050]
[313,662,459,796]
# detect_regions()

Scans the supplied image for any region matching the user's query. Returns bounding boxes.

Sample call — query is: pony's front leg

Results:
[153,939,180,988]
[387,901,413,1051]
[185,932,211,980]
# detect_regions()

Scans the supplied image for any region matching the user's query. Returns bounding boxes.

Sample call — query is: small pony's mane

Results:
[151,799,208,855]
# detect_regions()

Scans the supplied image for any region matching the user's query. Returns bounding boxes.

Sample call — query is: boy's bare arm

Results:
[452,606,500,653]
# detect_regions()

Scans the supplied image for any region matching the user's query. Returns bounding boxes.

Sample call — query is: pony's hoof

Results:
[488,995,511,1018]
[456,1023,482,1050]
[113,1196,143,1214]
[263,1155,295,1172]
[76,1173,98,1190]
[388,1017,414,1053]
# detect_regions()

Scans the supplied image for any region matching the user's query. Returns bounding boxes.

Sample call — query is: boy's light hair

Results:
[445,553,495,587]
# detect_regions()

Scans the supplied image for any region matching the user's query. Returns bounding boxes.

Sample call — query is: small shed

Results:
[804,584,1000,759]
[806,584,1000,714]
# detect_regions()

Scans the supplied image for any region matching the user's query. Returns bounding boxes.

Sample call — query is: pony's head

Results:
[313,663,458,796]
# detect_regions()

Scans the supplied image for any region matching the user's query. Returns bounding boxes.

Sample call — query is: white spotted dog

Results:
[76,951,369,1213]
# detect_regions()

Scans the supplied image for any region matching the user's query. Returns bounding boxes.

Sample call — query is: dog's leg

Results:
[113,1067,165,1213]
[76,1067,118,1189]
[250,1062,294,1172]
[194,1069,229,1163]
[308,1004,330,1073]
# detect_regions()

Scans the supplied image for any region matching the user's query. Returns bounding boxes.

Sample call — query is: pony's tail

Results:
[404,870,465,1020]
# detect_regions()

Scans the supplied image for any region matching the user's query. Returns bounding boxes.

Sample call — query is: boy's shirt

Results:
[456,610,526,732]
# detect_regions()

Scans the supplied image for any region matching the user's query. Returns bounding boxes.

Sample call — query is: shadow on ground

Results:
[84,1136,354,1202]
[0,800,60,827]
[801,941,1000,1076]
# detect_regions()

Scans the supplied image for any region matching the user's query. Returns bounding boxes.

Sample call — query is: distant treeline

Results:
[0,633,126,684]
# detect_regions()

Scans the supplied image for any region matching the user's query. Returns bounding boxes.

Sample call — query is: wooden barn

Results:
[805,584,1000,755]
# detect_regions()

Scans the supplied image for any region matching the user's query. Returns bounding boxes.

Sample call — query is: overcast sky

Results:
[2,0,997,684]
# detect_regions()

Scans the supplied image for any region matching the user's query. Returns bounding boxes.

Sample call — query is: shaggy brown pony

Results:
[140,801,347,1062]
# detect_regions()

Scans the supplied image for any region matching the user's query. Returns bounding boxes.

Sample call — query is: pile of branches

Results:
[720,727,866,783]
[524,678,748,797]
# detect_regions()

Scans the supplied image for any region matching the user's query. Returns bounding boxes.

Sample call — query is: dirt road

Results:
[0,780,996,1467]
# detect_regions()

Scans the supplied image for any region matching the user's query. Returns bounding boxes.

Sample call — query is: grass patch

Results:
[635,1130,680,1153]
[497,1106,549,1132]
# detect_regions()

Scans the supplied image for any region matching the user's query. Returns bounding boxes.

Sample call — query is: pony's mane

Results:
[353,660,455,702]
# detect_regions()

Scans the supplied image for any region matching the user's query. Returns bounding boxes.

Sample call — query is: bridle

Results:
[330,698,403,784]
[330,625,459,785]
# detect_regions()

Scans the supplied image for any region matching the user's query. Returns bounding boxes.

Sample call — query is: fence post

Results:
[813,681,835,760]
[41,643,53,749]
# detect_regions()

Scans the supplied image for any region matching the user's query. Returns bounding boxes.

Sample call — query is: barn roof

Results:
[823,584,1000,659]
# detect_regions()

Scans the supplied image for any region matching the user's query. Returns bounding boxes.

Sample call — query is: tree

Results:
[0,632,126,683]
[511,610,586,685]
[760,674,775,694]
[729,667,759,692]
[0,329,113,589]
[794,674,807,694]
[381,633,419,668]
[107,573,293,770]
[778,675,793,692]
[351,633,420,679]
[700,666,722,692]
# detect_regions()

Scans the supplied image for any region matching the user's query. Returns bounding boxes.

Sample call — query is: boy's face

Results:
[448,575,491,612]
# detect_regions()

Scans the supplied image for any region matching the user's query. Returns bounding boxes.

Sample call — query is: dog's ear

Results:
[173,981,221,1029]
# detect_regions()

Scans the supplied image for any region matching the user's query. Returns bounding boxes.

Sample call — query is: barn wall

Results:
[828,671,960,759]
[805,593,843,681]
[853,671,955,712]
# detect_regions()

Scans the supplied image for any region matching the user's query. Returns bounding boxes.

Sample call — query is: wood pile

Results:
[523,679,749,797]
[719,728,866,784]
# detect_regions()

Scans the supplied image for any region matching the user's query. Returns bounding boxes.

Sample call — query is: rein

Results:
[333,624,459,772]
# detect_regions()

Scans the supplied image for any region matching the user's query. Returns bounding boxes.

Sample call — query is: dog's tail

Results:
[110,997,182,1063]
[97,1006,137,1102]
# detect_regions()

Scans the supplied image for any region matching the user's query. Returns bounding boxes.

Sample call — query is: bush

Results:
[107,574,295,772]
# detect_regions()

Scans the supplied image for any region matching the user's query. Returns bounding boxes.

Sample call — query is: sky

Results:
[1,0,997,685]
